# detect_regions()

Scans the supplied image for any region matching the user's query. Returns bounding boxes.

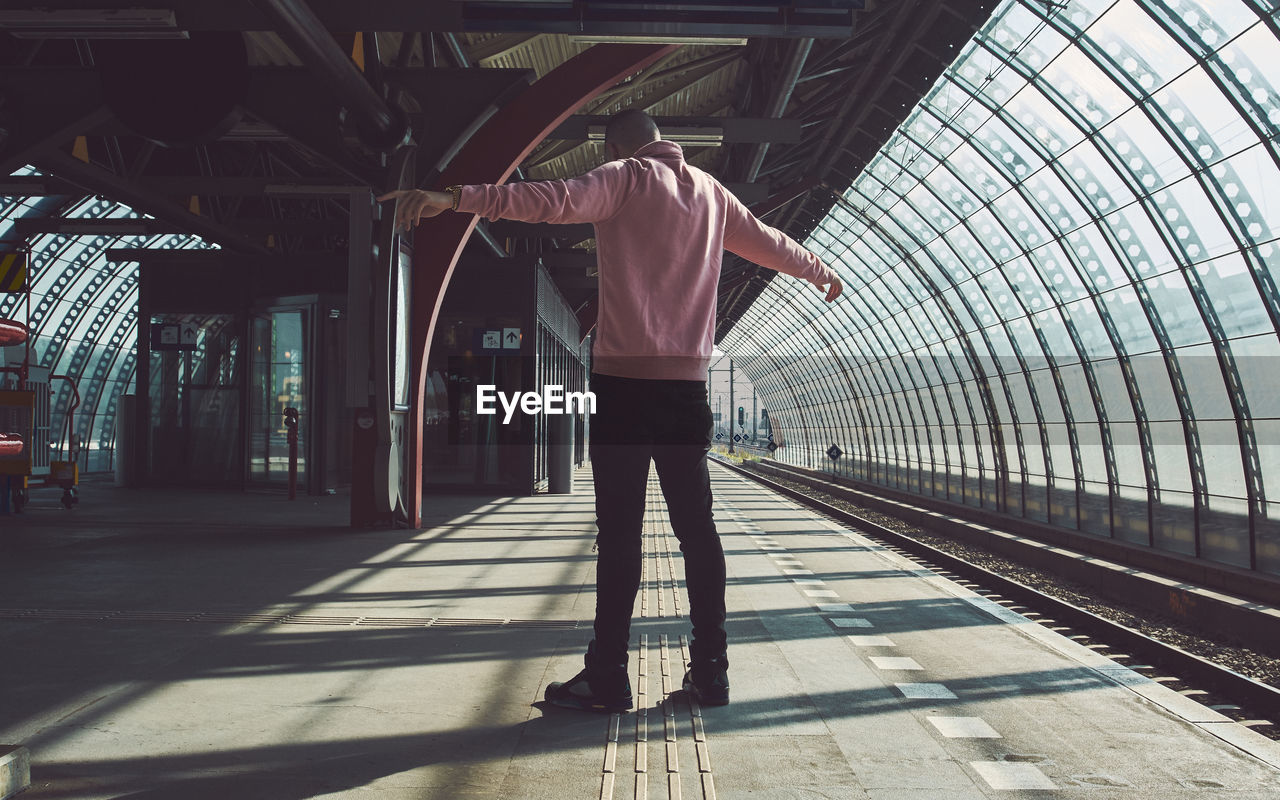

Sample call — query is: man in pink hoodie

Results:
[381,110,842,712]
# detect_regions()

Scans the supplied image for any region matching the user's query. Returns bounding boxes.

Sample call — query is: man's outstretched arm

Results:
[377,161,635,233]
[722,194,843,303]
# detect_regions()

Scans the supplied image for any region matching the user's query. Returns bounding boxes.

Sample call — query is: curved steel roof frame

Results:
[0,174,218,472]
[722,0,1280,576]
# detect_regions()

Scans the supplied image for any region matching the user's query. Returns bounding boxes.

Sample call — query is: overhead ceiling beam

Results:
[751,176,821,219]
[743,38,812,183]
[105,247,345,270]
[0,82,112,177]
[138,176,366,195]
[549,116,802,144]
[0,65,532,188]
[579,48,692,110]
[3,1,864,36]
[249,0,409,152]
[465,33,542,64]
[33,150,272,255]
[810,1,945,182]
[473,221,508,258]
[454,1,863,38]
[13,213,335,238]
[801,15,888,77]
[0,176,85,196]
[6,1,464,33]
[521,48,684,166]
[528,50,742,168]
[15,218,183,236]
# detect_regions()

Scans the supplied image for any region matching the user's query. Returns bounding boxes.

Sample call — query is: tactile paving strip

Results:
[599,473,716,800]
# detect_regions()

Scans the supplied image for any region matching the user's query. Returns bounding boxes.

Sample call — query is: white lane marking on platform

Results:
[896,683,958,700]
[970,762,1055,790]
[846,635,895,647]
[929,717,1001,738]
[804,589,840,598]
[782,568,814,575]
[818,604,855,613]
[869,656,923,671]
[828,617,873,628]
[760,546,787,552]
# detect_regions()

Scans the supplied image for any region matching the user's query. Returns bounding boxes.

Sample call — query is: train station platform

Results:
[2,466,1280,799]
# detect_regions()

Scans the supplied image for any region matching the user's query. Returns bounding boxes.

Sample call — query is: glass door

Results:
[146,313,241,485]
[249,309,308,487]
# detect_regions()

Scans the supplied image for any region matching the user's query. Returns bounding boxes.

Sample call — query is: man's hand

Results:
[819,275,843,303]
[376,189,454,232]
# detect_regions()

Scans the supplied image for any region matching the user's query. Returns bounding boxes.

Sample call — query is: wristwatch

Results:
[445,185,462,211]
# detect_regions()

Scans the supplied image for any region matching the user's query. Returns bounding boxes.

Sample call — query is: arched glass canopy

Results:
[722,0,1280,575]
[0,166,217,473]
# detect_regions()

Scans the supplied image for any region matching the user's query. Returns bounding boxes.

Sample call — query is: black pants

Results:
[587,373,727,673]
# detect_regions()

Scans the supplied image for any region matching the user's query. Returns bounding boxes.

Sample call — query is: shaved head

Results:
[605,109,660,157]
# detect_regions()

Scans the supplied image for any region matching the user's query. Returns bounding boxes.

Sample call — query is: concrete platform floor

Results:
[1,465,1279,799]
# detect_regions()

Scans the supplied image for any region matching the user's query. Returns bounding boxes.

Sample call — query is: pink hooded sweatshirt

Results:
[458,140,835,381]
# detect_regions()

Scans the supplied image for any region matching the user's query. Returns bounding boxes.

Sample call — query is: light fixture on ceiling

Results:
[587,125,725,147]
[0,9,187,39]
[568,34,747,46]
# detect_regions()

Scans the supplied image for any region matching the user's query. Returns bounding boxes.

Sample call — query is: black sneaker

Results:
[545,668,634,713]
[682,661,729,706]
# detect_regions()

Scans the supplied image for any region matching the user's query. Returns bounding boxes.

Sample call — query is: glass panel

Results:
[1153,491,1197,556]
[1095,1,1195,88]
[1142,271,1211,347]
[249,310,307,486]
[1258,502,1280,576]
[1201,494,1251,568]
[1221,22,1280,136]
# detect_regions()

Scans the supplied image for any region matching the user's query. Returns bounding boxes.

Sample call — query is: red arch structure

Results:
[407,43,677,526]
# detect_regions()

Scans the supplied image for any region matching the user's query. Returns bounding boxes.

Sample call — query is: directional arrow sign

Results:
[503,327,521,349]
[826,444,843,460]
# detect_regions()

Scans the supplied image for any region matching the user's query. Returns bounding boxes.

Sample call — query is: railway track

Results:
[712,456,1280,734]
